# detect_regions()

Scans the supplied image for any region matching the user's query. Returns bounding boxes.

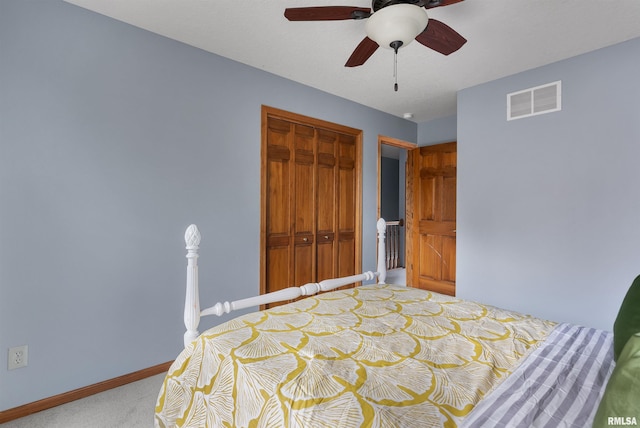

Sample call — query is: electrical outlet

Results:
[8,345,28,370]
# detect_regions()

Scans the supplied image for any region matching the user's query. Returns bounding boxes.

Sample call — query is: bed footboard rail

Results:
[200,271,378,319]
[183,220,388,347]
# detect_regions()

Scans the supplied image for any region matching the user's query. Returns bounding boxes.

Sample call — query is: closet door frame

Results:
[260,105,363,295]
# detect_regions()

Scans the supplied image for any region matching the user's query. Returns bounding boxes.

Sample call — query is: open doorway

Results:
[378,136,416,285]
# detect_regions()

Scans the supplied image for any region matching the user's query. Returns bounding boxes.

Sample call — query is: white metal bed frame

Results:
[182,218,390,347]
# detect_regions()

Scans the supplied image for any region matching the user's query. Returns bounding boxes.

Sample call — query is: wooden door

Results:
[406,142,457,295]
[336,133,357,280]
[264,117,295,295]
[292,124,316,287]
[263,119,318,298]
[261,106,362,300]
[316,129,337,282]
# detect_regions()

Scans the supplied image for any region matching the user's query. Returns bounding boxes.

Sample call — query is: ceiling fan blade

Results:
[415,19,467,55]
[284,6,371,21]
[424,0,464,9]
[345,37,379,67]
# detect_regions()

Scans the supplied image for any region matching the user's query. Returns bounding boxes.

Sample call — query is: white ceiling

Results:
[64,0,640,123]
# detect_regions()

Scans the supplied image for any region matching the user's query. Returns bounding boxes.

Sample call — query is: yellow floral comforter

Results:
[155,284,555,428]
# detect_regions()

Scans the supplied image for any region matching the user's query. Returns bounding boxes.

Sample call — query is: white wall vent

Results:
[507,81,561,121]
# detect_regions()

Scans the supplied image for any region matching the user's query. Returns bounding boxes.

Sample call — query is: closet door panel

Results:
[294,239,314,286]
[316,164,336,233]
[338,234,355,278]
[337,166,356,281]
[267,161,290,237]
[338,168,356,231]
[293,125,316,285]
[317,237,334,282]
[316,130,337,234]
[338,135,356,232]
[267,246,291,295]
[337,134,356,281]
[293,124,316,236]
[265,118,293,294]
[316,129,337,281]
[294,158,314,235]
[266,119,291,237]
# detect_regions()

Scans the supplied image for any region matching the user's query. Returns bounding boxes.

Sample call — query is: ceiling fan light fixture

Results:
[365,4,428,50]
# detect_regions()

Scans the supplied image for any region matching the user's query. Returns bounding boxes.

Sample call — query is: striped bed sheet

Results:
[462,323,615,428]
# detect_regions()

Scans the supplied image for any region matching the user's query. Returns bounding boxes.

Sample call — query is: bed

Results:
[154,219,635,428]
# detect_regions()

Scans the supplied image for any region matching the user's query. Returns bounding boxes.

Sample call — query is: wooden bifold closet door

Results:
[260,106,362,303]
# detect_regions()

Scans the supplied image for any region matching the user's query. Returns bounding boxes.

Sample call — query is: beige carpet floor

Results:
[0,373,166,428]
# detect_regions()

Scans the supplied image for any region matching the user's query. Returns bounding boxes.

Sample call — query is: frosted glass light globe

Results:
[365,4,429,50]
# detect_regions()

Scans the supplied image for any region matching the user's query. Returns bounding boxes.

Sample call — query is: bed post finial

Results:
[377,218,387,284]
[184,224,201,347]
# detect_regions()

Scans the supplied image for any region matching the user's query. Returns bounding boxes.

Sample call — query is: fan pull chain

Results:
[394,49,398,92]
[390,40,402,92]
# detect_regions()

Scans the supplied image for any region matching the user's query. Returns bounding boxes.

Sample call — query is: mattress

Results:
[155,284,580,427]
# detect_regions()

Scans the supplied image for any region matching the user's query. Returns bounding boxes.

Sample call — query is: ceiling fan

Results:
[284,0,467,69]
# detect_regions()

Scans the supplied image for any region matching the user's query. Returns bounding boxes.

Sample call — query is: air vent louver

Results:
[508,81,561,121]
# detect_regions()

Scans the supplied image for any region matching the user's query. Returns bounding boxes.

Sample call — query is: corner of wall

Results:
[417,115,457,146]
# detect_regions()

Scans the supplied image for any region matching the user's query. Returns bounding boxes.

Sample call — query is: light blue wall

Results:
[0,0,416,410]
[457,37,640,331]
[418,115,456,145]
